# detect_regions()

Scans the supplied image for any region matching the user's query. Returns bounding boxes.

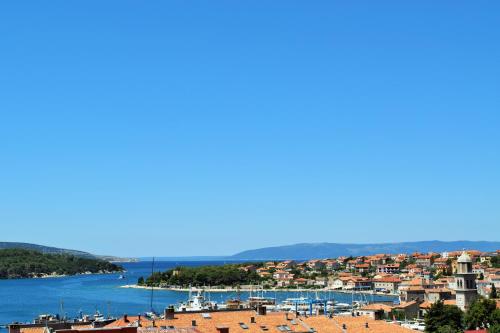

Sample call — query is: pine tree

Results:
[464,298,497,330]
[425,300,463,333]
[489,324,500,333]
[491,284,498,299]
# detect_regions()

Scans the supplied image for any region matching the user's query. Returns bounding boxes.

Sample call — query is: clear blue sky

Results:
[0,1,499,257]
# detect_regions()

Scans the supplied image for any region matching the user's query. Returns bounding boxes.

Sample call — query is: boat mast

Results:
[150,257,155,312]
[351,288,354,312]
[60,300,65,321]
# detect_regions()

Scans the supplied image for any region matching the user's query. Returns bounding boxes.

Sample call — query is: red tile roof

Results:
[106,311,415,333]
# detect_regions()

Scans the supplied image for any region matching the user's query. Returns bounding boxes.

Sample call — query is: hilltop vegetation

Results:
[0,242,95,258]
[0,249,123,279]
[0,242,137,262]
[142,264,262,287]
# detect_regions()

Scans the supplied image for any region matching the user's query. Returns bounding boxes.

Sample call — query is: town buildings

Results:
[10,248,497,333]
[246,248,497,316]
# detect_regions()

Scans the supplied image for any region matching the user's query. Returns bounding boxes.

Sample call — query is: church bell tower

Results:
[455,251,477,311]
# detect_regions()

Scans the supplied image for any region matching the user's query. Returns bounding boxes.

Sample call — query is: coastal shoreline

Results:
[34,270,122,279]
[120,284,398,297]
[1,270,123,280]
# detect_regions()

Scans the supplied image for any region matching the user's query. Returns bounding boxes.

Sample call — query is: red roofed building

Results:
[372,277,401,293]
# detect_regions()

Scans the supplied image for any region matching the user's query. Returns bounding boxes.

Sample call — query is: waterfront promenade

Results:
[121,284,399,297]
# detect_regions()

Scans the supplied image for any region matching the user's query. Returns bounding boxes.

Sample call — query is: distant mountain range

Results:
[139,256,231,262]
[0,242,137,262]
[4,240,500,262]
[229,240,500,260]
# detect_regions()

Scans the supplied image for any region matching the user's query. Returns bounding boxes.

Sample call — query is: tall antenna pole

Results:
[150,257,155,313]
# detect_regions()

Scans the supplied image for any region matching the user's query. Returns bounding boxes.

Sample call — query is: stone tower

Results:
[455,251,477,311]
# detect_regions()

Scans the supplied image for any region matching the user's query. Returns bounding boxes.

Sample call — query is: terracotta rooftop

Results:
[20,328,47,333]
[358,303,394,312]
[106,311,415,333]
[301,315,414,333]
[393,301,417,309]
[400,277,430,286]
[372,277,401,283]
[71,325,95,330]
[419,300,456,309]
[424,288,452,294]
[106,316,147,328]
[107,311,311,333]
[139,328,202,333]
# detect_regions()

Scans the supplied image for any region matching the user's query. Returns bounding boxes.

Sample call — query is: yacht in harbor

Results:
[247,287,277,310]
[247,296,277,310]
[176,288,219,312]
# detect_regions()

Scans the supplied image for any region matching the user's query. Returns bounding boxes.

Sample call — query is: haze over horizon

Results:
[1,1,499,257]
[2,240,500,259]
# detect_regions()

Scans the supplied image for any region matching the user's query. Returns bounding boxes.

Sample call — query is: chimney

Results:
[216,326,229,333]
[192,320,197,327]
[165,306,175,320]
[257,306,267,316]
[137,315,142,327]
[124,315,129,323]
[365,322,369,329]
[250,317,255,324]
[285,313,289,321]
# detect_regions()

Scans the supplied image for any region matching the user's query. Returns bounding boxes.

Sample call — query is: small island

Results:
[0,249,124,279]
[139,263,262,288]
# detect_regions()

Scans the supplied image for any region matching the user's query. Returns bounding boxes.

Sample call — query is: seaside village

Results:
[8,250,500,333]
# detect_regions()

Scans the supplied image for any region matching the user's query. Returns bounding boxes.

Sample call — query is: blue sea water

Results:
[0,261,396,330]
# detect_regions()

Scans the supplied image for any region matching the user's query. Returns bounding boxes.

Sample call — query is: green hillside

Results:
[0,249,123,279]
[0,242,95,258]
[144,264,262,287]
